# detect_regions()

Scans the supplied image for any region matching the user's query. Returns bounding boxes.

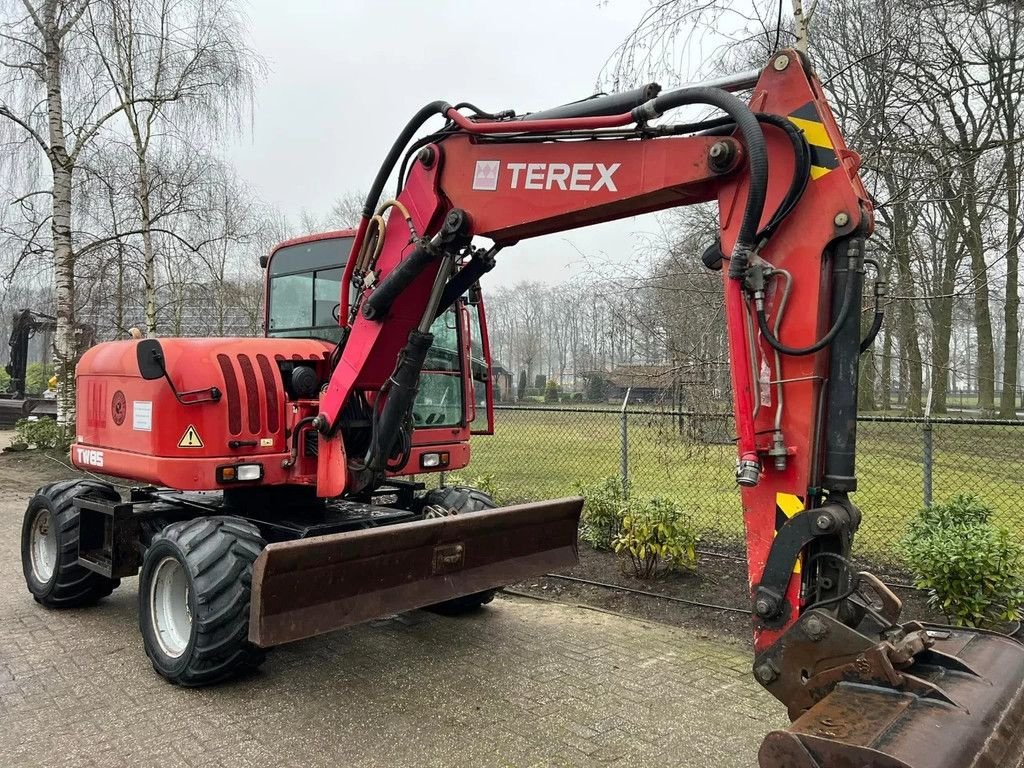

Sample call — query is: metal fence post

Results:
[620,388,632,499]
[922,420,933,508]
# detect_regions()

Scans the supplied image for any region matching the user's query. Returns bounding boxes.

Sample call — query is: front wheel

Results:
[139,516,266,687]
[21,480,121,608]
[421,486,499,615]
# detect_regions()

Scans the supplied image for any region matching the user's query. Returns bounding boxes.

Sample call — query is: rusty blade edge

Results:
[249,546,577,647]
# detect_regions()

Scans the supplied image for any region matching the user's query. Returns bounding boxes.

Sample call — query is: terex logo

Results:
[472,160,620,192]
[75,447,104,468]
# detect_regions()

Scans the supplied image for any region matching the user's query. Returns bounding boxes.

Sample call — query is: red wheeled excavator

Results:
[20,50,1024,766]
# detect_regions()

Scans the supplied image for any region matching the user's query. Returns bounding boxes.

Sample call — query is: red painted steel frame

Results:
[322,52,872,650]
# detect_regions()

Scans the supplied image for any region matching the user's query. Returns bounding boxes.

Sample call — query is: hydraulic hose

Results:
[342,101,452,321]
[753,114,811,242]
[699,113,810,243]
[633,86,768,485]
[633,87,768,279]
[859,257,886,353]
[359,100,452,220]
[523,83,661,121]
[860,307,884,353]
[756,246,860,357]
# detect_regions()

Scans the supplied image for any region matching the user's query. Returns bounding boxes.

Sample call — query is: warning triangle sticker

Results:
[178,425,204,448]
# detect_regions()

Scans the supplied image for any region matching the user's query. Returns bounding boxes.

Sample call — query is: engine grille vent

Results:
[216,353,281,437]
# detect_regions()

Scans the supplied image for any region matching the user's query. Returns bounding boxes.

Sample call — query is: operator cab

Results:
[263,231,493,435]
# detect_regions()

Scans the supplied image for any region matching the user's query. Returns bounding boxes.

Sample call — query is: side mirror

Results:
[136,339,165,380]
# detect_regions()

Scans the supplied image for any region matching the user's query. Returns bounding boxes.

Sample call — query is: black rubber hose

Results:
[859,257,886,353]
[634,87,768,279]
[753,114,811,241]
[757,250,858,356]
[699,114,810,242]
[860,310,884,353]
[524,83,661,121]
[397,128,458,194]
[361,101,452,219]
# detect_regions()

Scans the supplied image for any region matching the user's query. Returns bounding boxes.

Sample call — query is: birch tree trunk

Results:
[42,11,77,428]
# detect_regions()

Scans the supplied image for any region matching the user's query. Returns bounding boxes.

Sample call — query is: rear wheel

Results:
[421,485,499,615]
[21,480,121,608]
[139,516,266,687]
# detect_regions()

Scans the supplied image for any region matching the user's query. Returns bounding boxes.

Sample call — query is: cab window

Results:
[413,308,463,428]
[266,237,352,343]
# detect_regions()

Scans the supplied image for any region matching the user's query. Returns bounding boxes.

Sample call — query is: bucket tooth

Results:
[759,627,1024,768]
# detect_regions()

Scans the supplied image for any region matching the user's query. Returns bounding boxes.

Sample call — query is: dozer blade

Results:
[759,627,1024,768]
[248,497,582,647]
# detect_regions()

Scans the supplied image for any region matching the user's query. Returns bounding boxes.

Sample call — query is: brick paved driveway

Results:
[0,454,785,767]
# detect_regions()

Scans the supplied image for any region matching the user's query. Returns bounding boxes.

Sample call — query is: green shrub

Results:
[0,366,10,392]
[14,417,63,449]
[25,362,53,395]
[614,497,699,579]
[576,475,628,551]
[907,493,991,533]
[585,375,607,403]
[544,380,560,403]
[517,370,527,401]
[902,495,1024,629]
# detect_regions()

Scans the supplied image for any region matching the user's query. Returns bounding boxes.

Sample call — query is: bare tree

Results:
[0,0,146,425]
[87,0,261,334]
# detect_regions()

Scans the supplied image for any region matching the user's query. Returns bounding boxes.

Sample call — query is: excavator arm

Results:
[299,50,1024,767]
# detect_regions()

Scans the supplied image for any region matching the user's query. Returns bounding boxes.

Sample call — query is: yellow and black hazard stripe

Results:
[787,102,839,180]
[774,492,805,574]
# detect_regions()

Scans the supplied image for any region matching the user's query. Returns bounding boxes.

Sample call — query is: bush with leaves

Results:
[576,475,628,550]
[25,362,53,395]
[14,417,63,449]
[544,380,560,403]
[902,495,1024,629]
[614,497,699,579]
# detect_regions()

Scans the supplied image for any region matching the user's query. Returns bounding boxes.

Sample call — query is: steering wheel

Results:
[332,303,341,322]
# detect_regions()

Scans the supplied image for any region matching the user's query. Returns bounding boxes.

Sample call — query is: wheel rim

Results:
[150,556,192,658]
[29,507,57,583]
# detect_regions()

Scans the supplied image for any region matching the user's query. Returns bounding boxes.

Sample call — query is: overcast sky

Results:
[227,0,658,288]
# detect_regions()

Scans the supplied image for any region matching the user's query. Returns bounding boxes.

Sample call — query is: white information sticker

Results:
[133,401,153,431]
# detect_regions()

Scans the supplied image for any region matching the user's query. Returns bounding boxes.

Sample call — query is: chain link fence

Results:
[450,404,1024,563]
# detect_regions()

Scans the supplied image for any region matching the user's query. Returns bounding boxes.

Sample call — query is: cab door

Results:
[466,287,494,435]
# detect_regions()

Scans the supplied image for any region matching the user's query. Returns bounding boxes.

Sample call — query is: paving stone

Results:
[0,478,786,767]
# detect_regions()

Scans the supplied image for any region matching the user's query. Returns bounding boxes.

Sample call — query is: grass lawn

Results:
[460,409,1024,562]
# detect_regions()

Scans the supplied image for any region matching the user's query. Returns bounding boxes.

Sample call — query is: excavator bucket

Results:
[248,497,582,647]
[759,626,1024,768]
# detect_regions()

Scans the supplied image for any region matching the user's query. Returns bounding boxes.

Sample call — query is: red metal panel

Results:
[75,337,330,487]
[439,135,734,242]
[719,56,874,654]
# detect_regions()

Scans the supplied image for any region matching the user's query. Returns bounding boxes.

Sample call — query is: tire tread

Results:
[22,480,121,608]
[141,516,265,687]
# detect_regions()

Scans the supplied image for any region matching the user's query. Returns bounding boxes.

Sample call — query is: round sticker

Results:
[111,390,127,426]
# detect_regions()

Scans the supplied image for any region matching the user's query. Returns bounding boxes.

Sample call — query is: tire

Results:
[138,516,266,687]
[21,479,122,608]
[421,485,499,615]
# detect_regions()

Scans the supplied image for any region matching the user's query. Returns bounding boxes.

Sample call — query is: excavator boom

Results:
[277,49,1024,767]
